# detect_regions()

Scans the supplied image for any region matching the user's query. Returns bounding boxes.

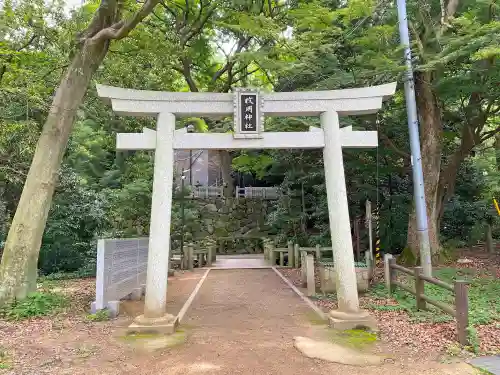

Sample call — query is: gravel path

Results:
[0,269,477,375]
[137,269,475,375]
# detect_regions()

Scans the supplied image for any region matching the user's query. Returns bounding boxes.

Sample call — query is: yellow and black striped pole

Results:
[374,206,381,265]
[494,198,500,216]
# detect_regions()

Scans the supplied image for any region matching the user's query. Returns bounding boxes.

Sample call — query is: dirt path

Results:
[0,269,476,375]
[137,269,475,375]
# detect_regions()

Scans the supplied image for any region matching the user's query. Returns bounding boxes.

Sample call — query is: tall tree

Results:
[404,0,499,255]
[0,0,160,304]
[137,0,287,196]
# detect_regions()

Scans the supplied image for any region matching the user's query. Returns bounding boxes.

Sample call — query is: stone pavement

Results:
[470,356,500,374]
[211,254,270,269]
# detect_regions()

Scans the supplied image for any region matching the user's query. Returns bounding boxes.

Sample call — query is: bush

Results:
[38,166,106,275]
[0,292,68,320]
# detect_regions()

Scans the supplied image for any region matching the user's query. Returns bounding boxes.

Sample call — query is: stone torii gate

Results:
[97,83,396,333]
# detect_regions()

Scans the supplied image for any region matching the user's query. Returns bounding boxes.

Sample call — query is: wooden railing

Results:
[183,243,214,270]
[235,186,279,200]
[386,257,469,345]
[266,241,295,267]
[295,245,334,264]
[263,242,338,268]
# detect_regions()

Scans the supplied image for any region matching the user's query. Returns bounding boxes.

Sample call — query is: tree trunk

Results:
[407,71,442,257]
[486,224,494,253]
[0,39,109,304]
[495,133,500,172]
[218,150,234,198]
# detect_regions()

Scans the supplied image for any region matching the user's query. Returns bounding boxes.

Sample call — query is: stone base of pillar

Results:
[328,309,378,331]
[128,313,179,335]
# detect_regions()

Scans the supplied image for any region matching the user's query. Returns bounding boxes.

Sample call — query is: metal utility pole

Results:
[189,150,193,184]
[180,174,186,260]
[186,123,195,185]
[396,0,433,276]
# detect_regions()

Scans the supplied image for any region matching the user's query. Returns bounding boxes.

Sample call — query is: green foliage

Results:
[0,346,11,370]
[0,292,68,320]
[86,309,111,322]
[466,326,481,354]
[232,153,274,180]
[39,267,96,282]
[369,269,500,327]
[38,166,107,275]
[0,0,499,283]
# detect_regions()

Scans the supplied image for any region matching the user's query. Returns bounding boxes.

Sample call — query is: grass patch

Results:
[327,329,378,350]
[367,268,500,325]
[0,347,12,369]
[38,268,95,282]
[0,292,68,320]
[86,309,111,322]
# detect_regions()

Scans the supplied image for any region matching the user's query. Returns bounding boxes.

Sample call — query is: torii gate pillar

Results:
[97,83,396,333]
[321,110,375,328]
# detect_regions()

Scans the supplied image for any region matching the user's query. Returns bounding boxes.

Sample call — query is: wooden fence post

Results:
[270,244,276,266]
[287,241,294,268]
[315,244,321,261]
[188,243,194,271]
[306,254,315,297]
[279,251,284,267]
[182,245,189,270]
[455,280,469,345]
[294,244,300,268]
[207,246,213,267]
[414,266,426,310]
[300,251,307,287]
[384,253,393,294]
[365,250,373,278]
[388,258,396,294]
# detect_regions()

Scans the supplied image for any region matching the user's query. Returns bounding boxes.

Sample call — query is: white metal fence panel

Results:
[190,186,224,198]
[235,186,279,199]
[91,238,148,315]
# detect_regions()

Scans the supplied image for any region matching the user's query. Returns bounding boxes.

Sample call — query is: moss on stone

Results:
[304,311,329,325]
[327,329,378,350]
[121,330,187,351]
[398,247,417,266]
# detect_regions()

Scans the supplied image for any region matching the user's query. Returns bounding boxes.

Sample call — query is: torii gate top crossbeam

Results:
[96,83,396,117]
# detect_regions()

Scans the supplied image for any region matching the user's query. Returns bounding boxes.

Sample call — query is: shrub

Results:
[0,292,68,320]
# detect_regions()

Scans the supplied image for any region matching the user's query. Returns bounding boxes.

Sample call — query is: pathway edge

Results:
[271,267,327,320]
[176,268,211,323]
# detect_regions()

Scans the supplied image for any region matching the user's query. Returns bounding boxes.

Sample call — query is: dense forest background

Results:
[0,0,499,276]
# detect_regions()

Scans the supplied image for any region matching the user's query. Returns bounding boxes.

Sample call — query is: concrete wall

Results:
[91,238,148,316]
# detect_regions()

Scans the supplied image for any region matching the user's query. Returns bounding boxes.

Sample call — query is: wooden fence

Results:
[173,243,213,270]
[263,240,373,268]
[386,256,469,345]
